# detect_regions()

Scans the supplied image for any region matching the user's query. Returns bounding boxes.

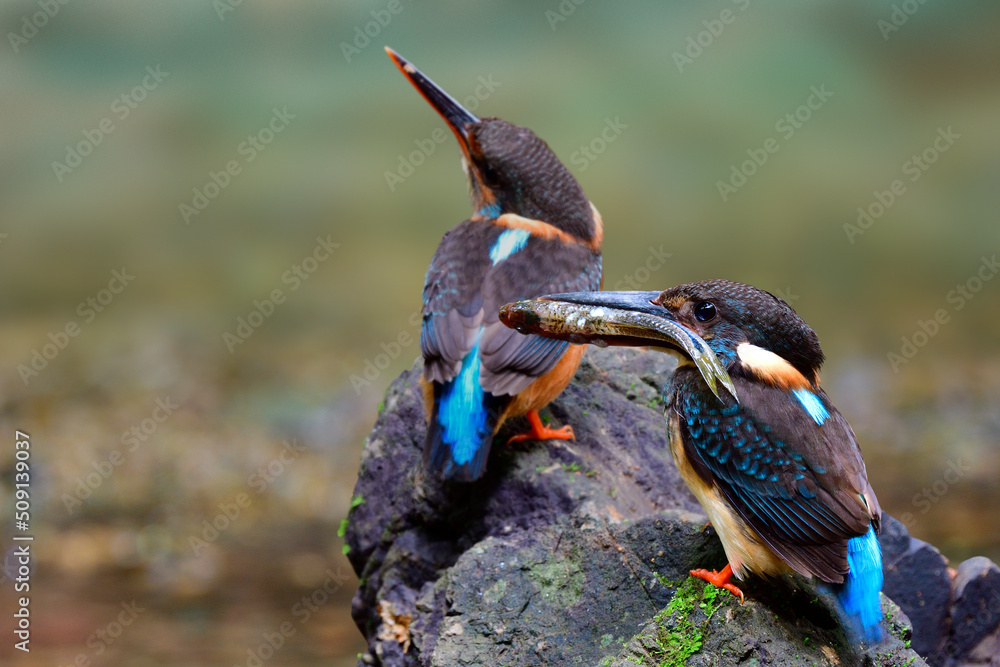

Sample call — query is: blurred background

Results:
[0,1,998,664]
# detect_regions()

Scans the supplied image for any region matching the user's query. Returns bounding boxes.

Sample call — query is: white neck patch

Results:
[736,342,810,389]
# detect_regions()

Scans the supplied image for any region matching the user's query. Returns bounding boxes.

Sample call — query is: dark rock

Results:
[343,347,990,666]
[880,513,954,663]
[949,557,1000,662]
[347,348,704,664]
[959,624,1000,667]
[420,509,727,665]
[610,592,921,667]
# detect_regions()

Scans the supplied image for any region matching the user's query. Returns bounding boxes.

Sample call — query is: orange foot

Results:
[507,410,575,444]
[690,563,745,603]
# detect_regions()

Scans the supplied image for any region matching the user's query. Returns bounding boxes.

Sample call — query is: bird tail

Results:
[835,524,884,643]
[425,346,509,482]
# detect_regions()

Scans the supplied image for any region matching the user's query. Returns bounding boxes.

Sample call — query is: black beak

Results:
[385,47,479,153]
[499,291,738,402]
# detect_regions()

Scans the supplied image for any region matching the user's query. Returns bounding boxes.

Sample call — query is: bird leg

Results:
[689,563,745,603]
[507,410,574,444]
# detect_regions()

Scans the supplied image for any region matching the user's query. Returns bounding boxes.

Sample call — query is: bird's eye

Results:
[693,301,717,322]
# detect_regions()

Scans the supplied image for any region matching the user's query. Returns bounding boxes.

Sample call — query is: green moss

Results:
[649,577,727,667]
[652,572,675,588]
[562,462,582,473]
[342,544,351,555]
[338,495,365,540]
[377,400,385,414]
[483,578,507,605]
[527,556,584,608]
[600,634,614,648]
[885,602,910,643]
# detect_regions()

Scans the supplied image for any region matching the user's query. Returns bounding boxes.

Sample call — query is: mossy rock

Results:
[606,578,925,667]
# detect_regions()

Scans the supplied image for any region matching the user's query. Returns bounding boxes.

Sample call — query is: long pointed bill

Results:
[499,291,738,403]
[385,47,479,152]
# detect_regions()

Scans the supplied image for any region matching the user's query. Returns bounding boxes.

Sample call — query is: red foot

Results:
[507,410,575,444]
[690,563,745,603]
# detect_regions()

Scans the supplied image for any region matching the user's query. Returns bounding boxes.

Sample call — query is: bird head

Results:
[386,47,599,245]
[499,280,825,401]
[648,280,824,388]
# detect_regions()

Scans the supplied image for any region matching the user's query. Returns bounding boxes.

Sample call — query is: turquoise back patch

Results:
[792,388,829,425]
[489,228,531,265]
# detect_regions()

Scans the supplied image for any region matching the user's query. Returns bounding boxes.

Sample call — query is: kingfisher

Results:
[499,280,884,642]
[385,48,603,482]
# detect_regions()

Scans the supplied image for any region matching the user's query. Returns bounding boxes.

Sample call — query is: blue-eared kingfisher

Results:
[385,48,603,482]
[499,280,884,642]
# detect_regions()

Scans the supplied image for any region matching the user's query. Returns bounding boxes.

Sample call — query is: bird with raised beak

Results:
[499,280,884,642]
[386,48,603,482]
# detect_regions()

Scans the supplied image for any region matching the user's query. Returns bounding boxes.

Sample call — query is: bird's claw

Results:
[689,567,745,604]
[507,423,574,444]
